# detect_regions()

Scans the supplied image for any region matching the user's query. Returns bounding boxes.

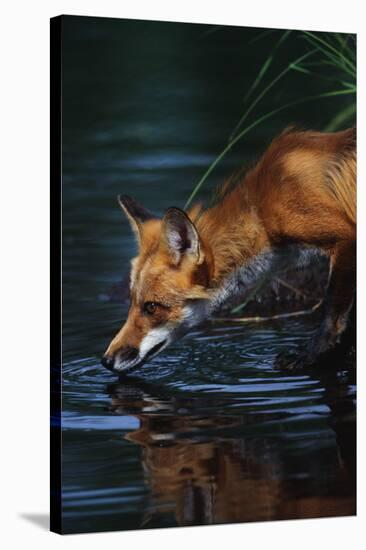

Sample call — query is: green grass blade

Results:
[242,55,274,104]
[333,33,354,57]
[184,88,355,209]
[304,31,356,69]
[325,102,356,131]
[341,81,357,90]
[289,63,312,75]
[304,36,356,78]
[229,49,317,141]
[242,31,291,106]
[291,65,355,86]
[303,31,356,76]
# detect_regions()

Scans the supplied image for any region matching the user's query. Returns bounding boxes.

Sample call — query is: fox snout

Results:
[101,339,169,373]
[101,324,171,374]
[101,346,139,372]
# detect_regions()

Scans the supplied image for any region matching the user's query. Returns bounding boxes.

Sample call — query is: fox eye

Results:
[143,301,157,315]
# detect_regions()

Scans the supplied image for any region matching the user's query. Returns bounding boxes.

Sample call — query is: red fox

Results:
[102,128,356,374]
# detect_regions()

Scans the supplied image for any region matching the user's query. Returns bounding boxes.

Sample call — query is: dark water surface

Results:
[60,17,356,534]
[62,319,356,533]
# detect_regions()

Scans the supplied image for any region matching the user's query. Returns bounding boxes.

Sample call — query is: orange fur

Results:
[196,127,356,283]
[104,127,356,371]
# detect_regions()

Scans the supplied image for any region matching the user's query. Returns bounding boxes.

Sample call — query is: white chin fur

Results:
[139,326,172,359]
[113,306,209,373]
[112,355,141,373]
[113,327,172,373]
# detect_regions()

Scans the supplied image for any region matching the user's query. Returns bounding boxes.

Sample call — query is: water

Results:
[60,17,356,534]
[62,319,355,533]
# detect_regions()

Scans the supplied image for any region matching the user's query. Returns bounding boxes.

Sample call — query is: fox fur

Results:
[103,127,356,373]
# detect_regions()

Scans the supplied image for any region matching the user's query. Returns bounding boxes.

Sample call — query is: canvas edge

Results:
[50,14,63,535]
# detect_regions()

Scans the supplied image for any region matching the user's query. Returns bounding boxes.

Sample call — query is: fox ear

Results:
[162,208,202,265]
[118,195,155,241]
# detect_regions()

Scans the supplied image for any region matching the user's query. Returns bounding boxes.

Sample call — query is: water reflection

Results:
[107,364,355,528]
[61,317,356,533]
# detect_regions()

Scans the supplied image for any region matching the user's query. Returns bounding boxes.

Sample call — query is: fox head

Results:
[101,195,214,374]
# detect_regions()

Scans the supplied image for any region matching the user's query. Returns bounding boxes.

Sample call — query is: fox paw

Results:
[275,343,352,371]
[275,351,315,371]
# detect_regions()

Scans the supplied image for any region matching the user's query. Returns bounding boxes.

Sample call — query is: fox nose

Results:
[101,354,115,371]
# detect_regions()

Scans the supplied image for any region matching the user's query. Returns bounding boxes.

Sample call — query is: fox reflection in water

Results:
[107,363,355,528]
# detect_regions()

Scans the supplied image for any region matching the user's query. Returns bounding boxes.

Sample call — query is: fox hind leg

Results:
[277,240,355,370]
[312,241,355,352]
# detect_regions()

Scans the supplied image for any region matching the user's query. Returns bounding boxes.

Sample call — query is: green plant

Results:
[185,30,356,209]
